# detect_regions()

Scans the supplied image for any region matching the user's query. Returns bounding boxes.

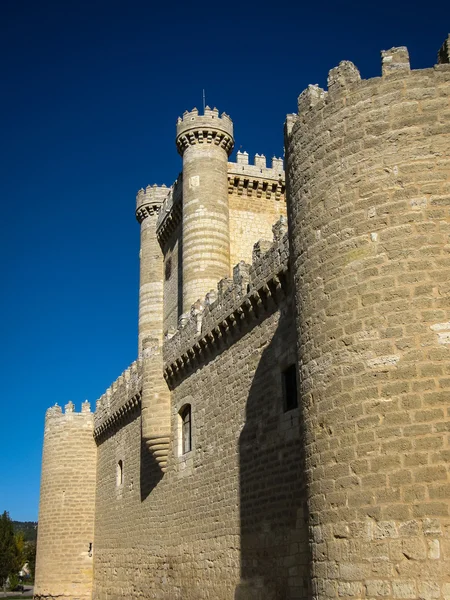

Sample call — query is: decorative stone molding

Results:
[93,393,141,441]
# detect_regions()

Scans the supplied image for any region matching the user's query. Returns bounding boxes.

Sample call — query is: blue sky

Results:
[0,0,447,520]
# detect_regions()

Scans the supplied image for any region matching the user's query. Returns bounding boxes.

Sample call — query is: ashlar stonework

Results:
[35,36,450,600]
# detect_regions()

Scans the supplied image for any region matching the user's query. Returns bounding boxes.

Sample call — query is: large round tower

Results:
[286,46,450,596]
[176,106,234,312]
[34,401,97,600]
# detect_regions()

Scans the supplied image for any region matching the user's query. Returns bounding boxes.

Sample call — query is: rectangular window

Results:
[181,406,192,454]
[282,364,298,411]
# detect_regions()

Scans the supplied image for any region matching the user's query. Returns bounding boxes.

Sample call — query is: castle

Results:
[34,37,450,600]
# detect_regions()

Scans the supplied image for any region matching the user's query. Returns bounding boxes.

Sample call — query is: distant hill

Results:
[12,521,38,542]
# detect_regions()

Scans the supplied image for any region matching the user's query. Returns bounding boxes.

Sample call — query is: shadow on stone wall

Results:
[235,302,310,600]
[140,433,165,501]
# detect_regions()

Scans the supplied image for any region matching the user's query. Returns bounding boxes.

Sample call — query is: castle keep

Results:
[35,38,450,599]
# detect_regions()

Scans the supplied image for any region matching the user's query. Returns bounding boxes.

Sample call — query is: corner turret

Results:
[136,184,169,355]
[35,402,96,600]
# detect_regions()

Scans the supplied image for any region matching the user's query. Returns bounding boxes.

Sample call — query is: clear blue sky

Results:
[0,0,446,521]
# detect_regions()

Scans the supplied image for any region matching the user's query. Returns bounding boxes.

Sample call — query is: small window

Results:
[116,460,123,486]
[165,257,172,281]
[282,364,298,411]
[180,405,192,454]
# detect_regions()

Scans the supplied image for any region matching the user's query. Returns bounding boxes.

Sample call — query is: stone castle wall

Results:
[286,47,450,597]
[228,152,286,268]
[93,228,308,599]
[155,144,287,336]
[35,35,450,600]
[35,402,97,600]
[156,177,182,335]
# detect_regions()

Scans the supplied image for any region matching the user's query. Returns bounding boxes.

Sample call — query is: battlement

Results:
[176,106,234,156]
[94,360,143,438]
[438,33,450,63]
[163,216,289,377]
[45,400,92,420]
[136,184,170,223]
[228,152,285,200]
[230,151,284,175]
[287,42,450,138]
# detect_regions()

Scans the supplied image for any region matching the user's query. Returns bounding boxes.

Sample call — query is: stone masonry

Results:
[35,402,96,600]
[35,36,450,600]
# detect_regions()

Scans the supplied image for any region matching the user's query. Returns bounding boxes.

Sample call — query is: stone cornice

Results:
[228,174,285,200]
[93,393,141,441]
[176,129,234,156]
[136,203,162,224]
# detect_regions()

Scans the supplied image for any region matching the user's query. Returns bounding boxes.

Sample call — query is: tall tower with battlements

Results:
[34,402,97,600]
[136,184,171,470]
[176,107,234,313]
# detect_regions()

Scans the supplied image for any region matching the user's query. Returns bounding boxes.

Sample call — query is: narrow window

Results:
[165,257,172,281]
[116,460,123,486]
[282,364,298,411]
[180,405,192,454]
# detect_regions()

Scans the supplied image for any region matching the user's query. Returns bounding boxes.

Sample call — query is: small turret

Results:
[136,184,168,355]
[35,402,96,600]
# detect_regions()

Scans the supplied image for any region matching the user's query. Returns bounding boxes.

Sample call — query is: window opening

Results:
[282,364,298,411]
[116,460,123,486]
[165,257,172,281]
[180,405,192,454]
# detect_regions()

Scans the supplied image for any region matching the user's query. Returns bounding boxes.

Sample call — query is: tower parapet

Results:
[176,107,235,312]
[286,41,450,596]
[35,402,96,600]
[176,107,234,155]
[135,184,169,223]
[228,152,285,200]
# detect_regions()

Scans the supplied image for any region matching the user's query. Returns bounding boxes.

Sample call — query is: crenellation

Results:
[327,60,361,91]
[236,150,249,165]
[381,46,410,76]
[437,34,450,64]
[135,184,169,223]
[94,360,142,433]
[254,153,266,169]
[175,106,234,156]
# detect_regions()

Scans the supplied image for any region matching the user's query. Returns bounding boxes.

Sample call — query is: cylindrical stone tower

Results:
[135,185,171,470]
[136,184,167,355]
[286,46,450,597]
[176,106,234,312]
[35,401,97,600]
